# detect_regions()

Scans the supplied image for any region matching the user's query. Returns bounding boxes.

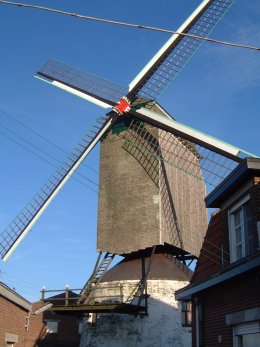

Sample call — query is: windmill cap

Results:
[101,254,192,282]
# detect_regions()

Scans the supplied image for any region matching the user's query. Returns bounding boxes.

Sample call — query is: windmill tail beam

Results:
[132,108,258,162]
[0,114,119,261]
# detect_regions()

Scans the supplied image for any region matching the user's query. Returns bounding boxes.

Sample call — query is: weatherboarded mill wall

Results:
[97,106,207,257]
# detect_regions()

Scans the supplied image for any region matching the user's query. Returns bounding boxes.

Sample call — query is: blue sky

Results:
[0,0,259,302]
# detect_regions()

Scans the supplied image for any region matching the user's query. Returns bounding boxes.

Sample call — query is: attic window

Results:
[45,320,58,334]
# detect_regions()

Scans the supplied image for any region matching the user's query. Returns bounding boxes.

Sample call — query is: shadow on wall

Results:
[26,292,81,347]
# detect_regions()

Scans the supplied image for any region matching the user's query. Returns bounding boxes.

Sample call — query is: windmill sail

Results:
[124,107,258,192]
[124,118,239,194]
[132,107,257,161]
[0,115,118,261]
[36,58,128,109]
[128,0,234,102]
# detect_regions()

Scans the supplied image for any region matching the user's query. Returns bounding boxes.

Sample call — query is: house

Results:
[176,158,260,347]
[0,281,31,347]
[0,282,81,347]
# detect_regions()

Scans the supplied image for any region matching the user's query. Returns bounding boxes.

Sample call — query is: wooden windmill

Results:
[0,0,256,313]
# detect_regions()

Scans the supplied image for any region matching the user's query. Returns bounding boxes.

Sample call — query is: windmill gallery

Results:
[0,1,259,347]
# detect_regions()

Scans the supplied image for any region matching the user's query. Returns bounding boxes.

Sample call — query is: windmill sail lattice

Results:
[36,58,128,108]
[123,118,241,193]
[0,115,118,261]
[128,0,234,102]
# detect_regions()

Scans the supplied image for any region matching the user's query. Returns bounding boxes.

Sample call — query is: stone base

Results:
[80,279,191,347]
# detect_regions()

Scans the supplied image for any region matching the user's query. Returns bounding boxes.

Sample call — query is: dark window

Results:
[181,301,192,327]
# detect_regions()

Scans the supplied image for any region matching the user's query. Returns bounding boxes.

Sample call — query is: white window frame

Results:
[233,321,260,347]
[228,195,251,263]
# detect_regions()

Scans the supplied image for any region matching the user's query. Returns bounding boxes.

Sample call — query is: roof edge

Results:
[0,281,31,310]
[205,158,260,208]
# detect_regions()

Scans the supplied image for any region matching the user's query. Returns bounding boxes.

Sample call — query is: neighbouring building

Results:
[0,281,31,347]
[176,158,260,347]
[0,283,81,347]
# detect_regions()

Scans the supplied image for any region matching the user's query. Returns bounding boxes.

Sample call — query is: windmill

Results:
[0,0,256,313]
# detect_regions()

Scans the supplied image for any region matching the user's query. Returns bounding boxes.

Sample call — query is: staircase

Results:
[77,252,115,305]
[126,246,156,305]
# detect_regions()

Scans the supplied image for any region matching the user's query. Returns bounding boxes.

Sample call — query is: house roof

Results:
[44,290,79,306]
[205,157,260,208]
[175,252,260,301]
[0,281,31,310]
[190,210,224,283]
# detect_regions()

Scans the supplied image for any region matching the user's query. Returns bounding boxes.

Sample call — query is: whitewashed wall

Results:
[80,279,191,347]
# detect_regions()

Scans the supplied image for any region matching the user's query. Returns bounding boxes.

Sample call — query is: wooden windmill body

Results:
[97,107,207,258]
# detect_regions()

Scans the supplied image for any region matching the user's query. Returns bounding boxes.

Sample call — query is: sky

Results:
[0,0,259,302]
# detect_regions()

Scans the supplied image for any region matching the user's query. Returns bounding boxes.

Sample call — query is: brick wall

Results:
[25,301,81,347]
[0,285,81,347]
[0,294,29,347]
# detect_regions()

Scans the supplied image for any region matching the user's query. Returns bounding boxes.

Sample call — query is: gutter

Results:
[175,252,260,301]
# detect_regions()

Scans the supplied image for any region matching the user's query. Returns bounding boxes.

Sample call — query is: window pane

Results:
[244,203,254,255]
[181,302,187,311]
[181,312,186,326]
[187,312,192,326]
[242,333,260,347]
[235,227,242,243]
[234,210,241,226]
[244,203,251,220]
[46,321,58,334]
[236,244,243,259]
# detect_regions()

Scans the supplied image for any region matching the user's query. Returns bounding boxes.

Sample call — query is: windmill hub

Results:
[114,96,131,114]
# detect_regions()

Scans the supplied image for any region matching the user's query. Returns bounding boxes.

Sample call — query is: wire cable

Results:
[0,1,259,52]
[0,109,98,175]
[0,129,98,193]
[0,123,98,188]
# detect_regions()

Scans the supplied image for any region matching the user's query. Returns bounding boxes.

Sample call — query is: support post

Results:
[65,286,69,306]
[41,287,45,302]
[119,284,123,303]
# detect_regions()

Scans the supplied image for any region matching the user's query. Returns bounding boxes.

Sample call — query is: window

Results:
[233,321,260,347]
[181,301,192,327]
[45,320,58,334]
[229,197,253,262]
